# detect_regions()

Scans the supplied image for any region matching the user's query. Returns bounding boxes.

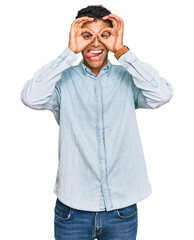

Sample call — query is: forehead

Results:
[82,20,110,33]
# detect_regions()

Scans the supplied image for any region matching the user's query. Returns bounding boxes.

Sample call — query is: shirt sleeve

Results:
[20,48,78,112]
[118,50,174,109]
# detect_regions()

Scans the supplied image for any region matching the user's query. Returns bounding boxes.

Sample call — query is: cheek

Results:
[103,50,109,57]
[82,51,87,57]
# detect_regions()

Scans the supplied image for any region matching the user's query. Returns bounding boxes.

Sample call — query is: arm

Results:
[20,48,77,110]
[118,50,174,109]
[20,16,95,111]
[98,14,174,109]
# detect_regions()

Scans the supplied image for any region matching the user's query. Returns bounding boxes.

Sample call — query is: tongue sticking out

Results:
[86,51,103,58]
[86,52,100,57]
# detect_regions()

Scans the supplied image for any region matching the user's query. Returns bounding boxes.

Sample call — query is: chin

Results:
[82,48,108,69]
[83,55,108,70]
[87,59,106,68]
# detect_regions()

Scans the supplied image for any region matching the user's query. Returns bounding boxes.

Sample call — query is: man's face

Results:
[81,20,111,74]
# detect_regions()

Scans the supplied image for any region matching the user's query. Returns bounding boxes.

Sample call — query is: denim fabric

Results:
[20,47,174,211]
[54,198,138,240]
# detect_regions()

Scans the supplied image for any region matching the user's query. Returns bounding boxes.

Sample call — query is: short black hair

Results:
[76,5,113,27]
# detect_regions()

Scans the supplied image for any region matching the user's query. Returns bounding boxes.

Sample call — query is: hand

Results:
[68,17,96,54]
[97,14,124,53]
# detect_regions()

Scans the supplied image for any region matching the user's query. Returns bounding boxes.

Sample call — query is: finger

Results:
[80,27,95,36]
[97,33,106,44]
[117,16,124,29]
[75,16,93,22]
[104,14,120,20]
[109,17,121,31]
[106,17,117,30]
[89,35,96,43]
[75,17,94,25]
[110,16,124,33]
[105,15,119,26]
[83,35,96,50]
[102,14,119,21]
[103,14,120,25]
[98,27,113,35]
[70,17,90,34]
[114,17,120,30]
[102,14,110,20]
[71,17,90,27]
[75,17,94,30]
[102,15,119,30]
[77,18,94,30]
[117,16,124,25]
[97,28,112,42]
[73,17,93,30]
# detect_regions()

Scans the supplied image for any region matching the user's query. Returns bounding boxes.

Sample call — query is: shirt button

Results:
[102,159,105,163]
[97,79,99,82]
[103,180,106,184]
[100,138,103,142]
[98,97,101,100]
[99,118,102,121]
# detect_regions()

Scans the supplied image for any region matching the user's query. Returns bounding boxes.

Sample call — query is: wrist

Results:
[68,45,78,54]
[113,45,124,53]
[114,45,129,60]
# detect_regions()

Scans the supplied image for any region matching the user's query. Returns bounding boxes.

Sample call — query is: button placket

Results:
[95,76,113,210]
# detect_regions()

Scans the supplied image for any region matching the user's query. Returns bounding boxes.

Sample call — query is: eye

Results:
[101,31,111,39]
[82,32,92,39]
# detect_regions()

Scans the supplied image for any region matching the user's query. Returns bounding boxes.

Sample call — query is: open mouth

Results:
[86,50,104,60]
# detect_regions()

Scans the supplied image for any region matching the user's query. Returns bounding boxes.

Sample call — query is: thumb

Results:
[89,35,96,44]
[97,33,106,44]
[82,35,96,50]
[97,27,113,44]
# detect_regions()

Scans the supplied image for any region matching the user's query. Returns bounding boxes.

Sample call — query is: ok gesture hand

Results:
[98,14,124,53]
[68,17,95,54]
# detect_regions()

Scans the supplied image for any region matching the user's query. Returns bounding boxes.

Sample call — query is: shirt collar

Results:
[78,59,112,78]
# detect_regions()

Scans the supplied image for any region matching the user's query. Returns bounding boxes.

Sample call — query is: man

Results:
[20,5,174,240]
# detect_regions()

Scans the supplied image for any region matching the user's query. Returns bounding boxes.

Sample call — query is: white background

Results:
[1,0,193,239]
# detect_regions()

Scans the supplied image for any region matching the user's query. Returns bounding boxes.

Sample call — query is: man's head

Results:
[76,5,112,75]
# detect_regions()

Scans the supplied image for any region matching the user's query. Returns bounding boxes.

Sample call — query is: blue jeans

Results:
[54,198,138,240]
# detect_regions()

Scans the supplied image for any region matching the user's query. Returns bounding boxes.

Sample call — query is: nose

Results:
[91,36,101,47]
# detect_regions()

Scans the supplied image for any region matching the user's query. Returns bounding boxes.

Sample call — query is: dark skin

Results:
[81,20,111,76]
[68,14,124,76]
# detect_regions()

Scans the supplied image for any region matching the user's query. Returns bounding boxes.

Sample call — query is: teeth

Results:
[89,50,103,53]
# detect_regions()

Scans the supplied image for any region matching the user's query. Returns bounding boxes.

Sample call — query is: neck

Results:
[83,59,108,76]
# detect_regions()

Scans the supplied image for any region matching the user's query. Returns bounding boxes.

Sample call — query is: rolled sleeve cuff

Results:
[58,47,78,66]
[118,50,139,65]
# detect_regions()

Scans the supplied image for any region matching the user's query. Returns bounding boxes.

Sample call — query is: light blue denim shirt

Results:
[20,47,174,211]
